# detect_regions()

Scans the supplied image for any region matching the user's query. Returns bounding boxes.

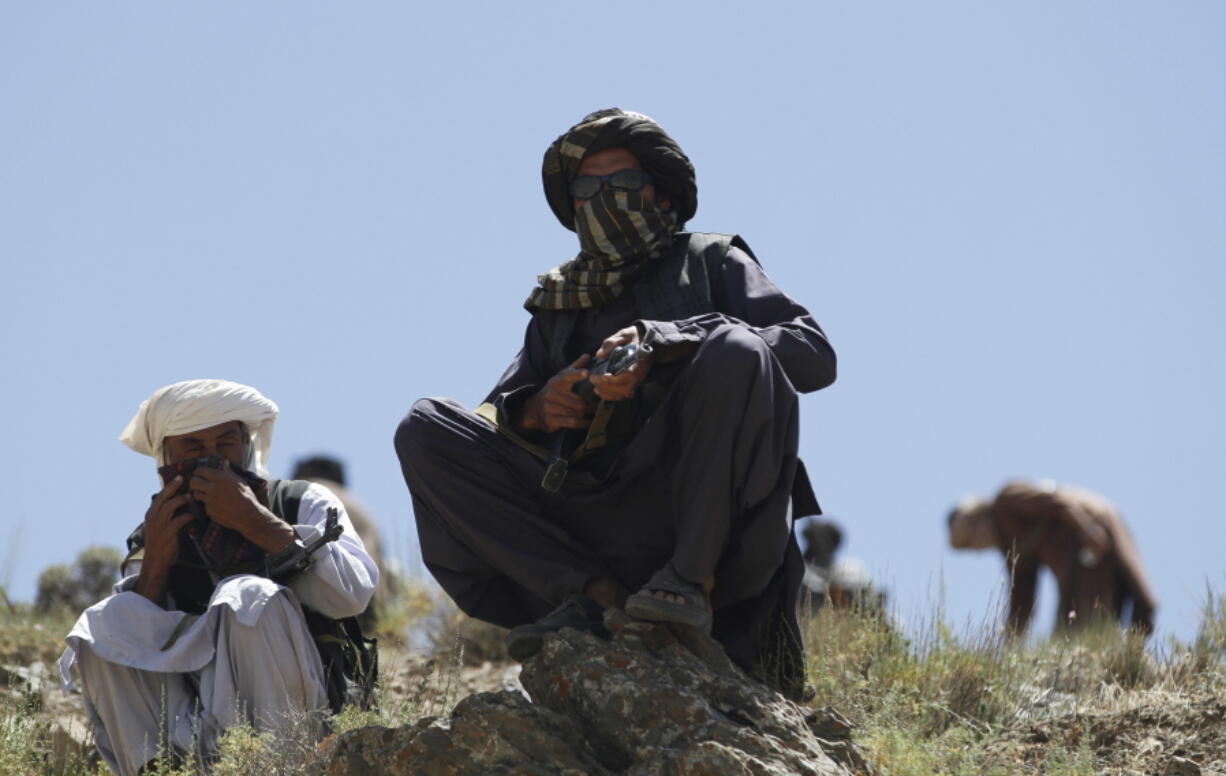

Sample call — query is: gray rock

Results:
[1,661,50,696]
[323,692,613,776]
[1165,756,1204,776]
[322,609,866,775]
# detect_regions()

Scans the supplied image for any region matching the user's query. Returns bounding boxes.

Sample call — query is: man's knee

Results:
[217,587,310,647]
[394,397,460,465]
[691,324,775,379]
[74,642,115,690]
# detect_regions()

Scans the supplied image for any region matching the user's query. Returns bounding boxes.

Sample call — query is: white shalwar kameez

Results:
[59,483,378,776]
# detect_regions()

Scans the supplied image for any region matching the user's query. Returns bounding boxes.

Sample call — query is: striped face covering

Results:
[525,189,677,311]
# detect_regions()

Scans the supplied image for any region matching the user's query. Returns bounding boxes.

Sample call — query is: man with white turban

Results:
[59,379,378,776]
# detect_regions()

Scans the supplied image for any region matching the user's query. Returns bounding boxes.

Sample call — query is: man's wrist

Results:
[265,538,311,582]
[134,562,171,606]
[636,320,699,364]
[514,393,543,433]
[245,505,296,553]
[252,512,293,554]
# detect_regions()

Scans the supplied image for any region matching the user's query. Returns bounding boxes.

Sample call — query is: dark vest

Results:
[534,232,822,518]
[543,232,751,372]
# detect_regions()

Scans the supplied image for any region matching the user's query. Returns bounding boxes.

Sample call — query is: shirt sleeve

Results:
[483,315,552,426]
[637,246,837,393]
[286,483,379,618]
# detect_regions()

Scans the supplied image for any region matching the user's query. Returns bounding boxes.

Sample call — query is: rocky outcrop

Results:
[322,610,870,775]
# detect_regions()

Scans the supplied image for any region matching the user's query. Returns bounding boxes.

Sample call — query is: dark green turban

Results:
[542,108,698,231]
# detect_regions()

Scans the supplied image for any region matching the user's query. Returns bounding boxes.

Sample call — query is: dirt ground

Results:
[980,690,1226,775]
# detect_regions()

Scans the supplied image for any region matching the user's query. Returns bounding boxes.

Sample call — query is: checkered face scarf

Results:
[526,190,677,311]
[527,115,678,311]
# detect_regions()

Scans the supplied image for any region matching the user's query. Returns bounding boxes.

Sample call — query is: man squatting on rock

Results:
[396,109,836,699]
[948,479,1157,638]
[59,380,378,776]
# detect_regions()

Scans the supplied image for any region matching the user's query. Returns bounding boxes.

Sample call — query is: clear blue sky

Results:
[2,2,1223,646]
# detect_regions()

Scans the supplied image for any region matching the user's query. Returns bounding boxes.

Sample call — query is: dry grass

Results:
[2,576,1224,775]
[802,597,1226,774]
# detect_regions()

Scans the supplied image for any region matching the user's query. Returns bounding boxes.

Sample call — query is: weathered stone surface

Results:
[322,609,867,775]
[322,691,612,775]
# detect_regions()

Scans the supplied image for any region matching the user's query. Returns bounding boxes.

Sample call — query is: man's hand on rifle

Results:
[590,326,653,402]
[519,355,595,434]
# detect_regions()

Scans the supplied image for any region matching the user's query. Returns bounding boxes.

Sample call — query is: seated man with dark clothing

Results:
[395,109,836,698]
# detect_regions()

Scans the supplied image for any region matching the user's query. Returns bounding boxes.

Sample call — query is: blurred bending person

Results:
[948,479,1156,638]
[59,380,377,776]
[395,108,836,699]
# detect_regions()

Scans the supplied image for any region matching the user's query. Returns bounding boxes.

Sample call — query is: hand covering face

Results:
[119,379,278,475]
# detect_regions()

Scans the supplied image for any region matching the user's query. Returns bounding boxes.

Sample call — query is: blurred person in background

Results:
[292,454,398,632]
[948,479,1156,638]
[799,518,886,615]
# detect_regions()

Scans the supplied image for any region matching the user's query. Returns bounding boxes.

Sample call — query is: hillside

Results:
[2,591,1224,774]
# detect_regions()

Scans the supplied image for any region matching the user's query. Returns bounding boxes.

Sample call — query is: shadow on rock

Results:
[321,609,873,775]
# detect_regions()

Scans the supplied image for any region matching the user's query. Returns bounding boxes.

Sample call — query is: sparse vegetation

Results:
[34,547,123,616]
[2,576,1224,775]
[802,596,1226,773]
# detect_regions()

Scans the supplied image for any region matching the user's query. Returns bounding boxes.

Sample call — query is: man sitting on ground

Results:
[60,379,378,776]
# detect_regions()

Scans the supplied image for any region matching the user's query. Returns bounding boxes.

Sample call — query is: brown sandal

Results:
[624,563,712,631]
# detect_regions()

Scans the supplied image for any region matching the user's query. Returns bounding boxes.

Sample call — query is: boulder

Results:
[322,610,869,775]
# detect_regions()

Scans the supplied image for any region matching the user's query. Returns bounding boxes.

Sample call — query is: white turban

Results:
[119,379,279,476]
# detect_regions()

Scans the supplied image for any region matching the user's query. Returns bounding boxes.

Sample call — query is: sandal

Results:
[624,563,712,631]
[505,593,608,662]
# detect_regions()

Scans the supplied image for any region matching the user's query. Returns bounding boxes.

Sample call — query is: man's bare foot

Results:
[646,576,713,605]
[624,565,713,631]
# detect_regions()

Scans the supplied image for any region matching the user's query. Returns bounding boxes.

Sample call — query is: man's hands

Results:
[139,478,193,571]
[518,327,656,435]
[189,467,295,553]
[519,328,657,434]
[188,467,263,532]
[134,465,299,607]
[134,477,193,604]
[589,326,652,402]
[519,355,595,434]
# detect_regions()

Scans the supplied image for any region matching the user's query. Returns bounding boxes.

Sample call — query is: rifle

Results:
[266,508,345,582]
[540,342,652,493]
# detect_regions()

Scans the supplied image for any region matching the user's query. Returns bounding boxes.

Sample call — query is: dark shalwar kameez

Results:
[396,245,836,686]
